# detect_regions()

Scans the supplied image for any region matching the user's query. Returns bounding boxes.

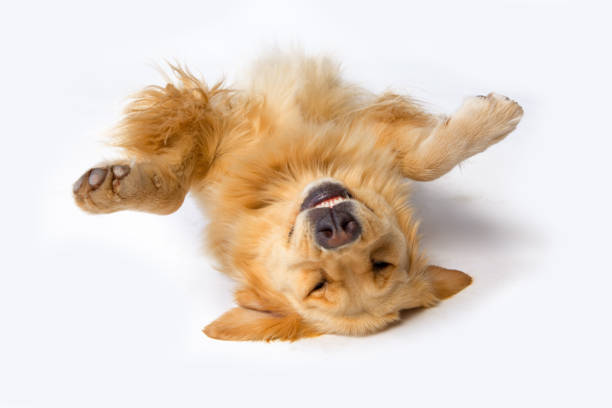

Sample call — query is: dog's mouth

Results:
[300,182,353,212]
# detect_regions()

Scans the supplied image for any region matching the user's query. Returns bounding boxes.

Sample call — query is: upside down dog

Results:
[73,52,523,341]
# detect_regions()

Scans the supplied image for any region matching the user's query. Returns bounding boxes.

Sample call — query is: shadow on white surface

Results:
[411,182,536,250]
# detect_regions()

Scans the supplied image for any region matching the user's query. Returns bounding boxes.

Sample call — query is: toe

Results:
[88,168,108,190]
[112,164,130,179]
[73,171,89,193]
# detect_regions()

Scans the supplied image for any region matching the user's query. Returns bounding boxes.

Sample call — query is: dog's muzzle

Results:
[300,181,362,249]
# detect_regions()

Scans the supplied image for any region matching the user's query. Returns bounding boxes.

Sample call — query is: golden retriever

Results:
[73,52,523,341]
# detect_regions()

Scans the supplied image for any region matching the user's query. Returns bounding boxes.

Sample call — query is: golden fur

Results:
[73,52,522,341]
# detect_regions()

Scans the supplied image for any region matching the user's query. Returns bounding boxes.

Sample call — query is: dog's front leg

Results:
[398,93,523,181]
[73,68,228,214]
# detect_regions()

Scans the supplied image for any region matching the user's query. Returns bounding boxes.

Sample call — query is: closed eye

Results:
[371,260,393,287]
[308,280,327,297]
[372,260,392,272]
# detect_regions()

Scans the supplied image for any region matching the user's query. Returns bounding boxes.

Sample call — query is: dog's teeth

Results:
[314,195,347,209]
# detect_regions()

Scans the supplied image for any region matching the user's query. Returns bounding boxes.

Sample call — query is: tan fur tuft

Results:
[113,65,228,184]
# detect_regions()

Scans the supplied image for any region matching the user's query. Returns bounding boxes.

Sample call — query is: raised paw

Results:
[463,93,522,139]
[73,161,186,215]
[73,163,133,214]
[449,93,523,155]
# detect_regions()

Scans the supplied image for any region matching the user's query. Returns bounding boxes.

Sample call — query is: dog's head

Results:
[204,171,472,341]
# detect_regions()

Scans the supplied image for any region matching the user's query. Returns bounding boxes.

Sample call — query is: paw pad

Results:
[112,165,130,179]
[73,163,133,213]
[88,168,108,189]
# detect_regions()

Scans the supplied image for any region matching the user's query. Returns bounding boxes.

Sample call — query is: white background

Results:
[1,1,611,407]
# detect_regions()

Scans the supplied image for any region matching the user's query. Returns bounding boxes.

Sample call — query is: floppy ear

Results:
[423,265,472,300]
[203,308,320,342]
[203,288,321,342]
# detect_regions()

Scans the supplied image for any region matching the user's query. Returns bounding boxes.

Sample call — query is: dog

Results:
[73,52,523,341]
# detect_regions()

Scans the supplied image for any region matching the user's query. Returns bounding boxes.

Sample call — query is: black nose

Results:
[311,206,362,249]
